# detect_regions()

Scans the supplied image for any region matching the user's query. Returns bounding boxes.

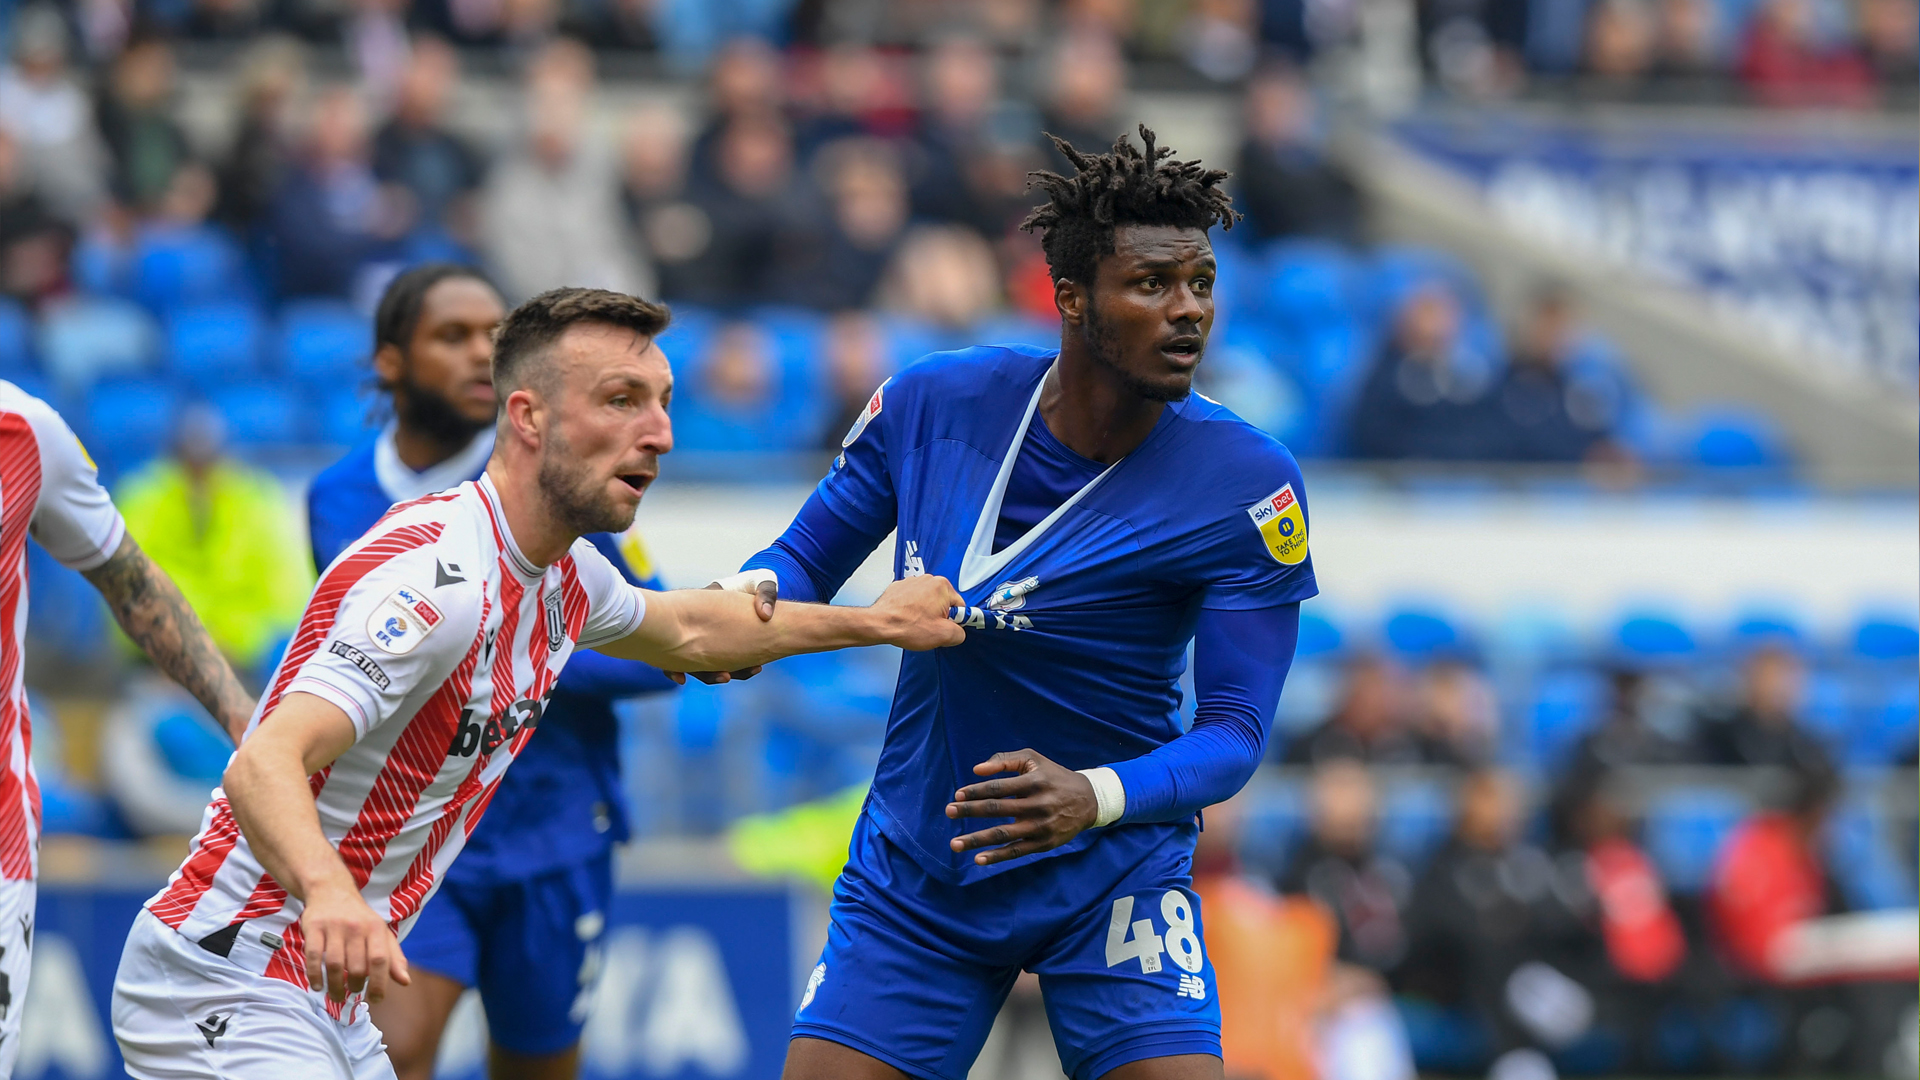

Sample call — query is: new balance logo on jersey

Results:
[328,640,391,689]
[196,1013,229,1047]
[1176,974,1206,1000]
[903,541,925,578]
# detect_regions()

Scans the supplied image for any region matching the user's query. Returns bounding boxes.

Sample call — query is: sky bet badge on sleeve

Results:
[368,586,444,654]
[1247,483,1308,565]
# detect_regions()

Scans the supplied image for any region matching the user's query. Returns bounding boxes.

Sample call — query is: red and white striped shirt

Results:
[0,383,127,880]
[145,473,646,996]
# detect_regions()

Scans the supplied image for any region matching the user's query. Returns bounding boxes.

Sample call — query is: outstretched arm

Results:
[82,534,256,742]
[223,691,408,1004]
[594,574,963,672]
[947,603,1301,865]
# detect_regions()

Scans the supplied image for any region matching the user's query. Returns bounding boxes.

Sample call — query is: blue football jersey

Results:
[306,426,677,883]
[812,345,1318,886]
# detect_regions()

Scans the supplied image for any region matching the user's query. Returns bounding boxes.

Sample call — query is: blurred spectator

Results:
[1039,32,1127,170]
[773,138,910,311]
[668,112,796,308]
[791,43,915,160]
[909,34,1000,228]
[880,225,1003,328]
[1691,642,1833,770]
[1706,763,1841,983]
[1234,65,1362,246]
[673,321,819,451]
[1347,282,1499,461]
[819,311,886,449]
[1417,0,1530,96]
[1180,0,1261,82]
[344,0,411,102]
[0,128,73,305]
[372,37,485,246]
[1551,668,1686,842]
[1559,775,1687,987]
[184,0,266,40]
[115,405,313,674]
[621,104,702,297]
[690,37,787,186]
[1278,760,1413,973]
[1488,285,1629,463]
[1737,0,1875,107]
[481,42,652,302]
[1583,0,1657,89]
[1649,0,1725,81]
[1857,0,1920,83]
[0,5,108,223]
[215,36,308,234]
[268,85,408,299]
[1398,769,1603,1076]
[1411,658,1498,765]
[1284,654,1449,765]
[95,36,193,214]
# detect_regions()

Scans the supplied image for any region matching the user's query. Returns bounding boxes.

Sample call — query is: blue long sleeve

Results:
[741,493,890,604]
[1108,603,1300,824]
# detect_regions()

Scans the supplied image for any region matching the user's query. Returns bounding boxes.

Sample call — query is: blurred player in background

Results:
[111,286,966,1080]
[735,128,1316,1080]
[0,382,254,1078]
[306,265,683,1080]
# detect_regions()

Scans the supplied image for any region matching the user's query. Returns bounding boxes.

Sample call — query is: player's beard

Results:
[397,369,494,449]
[538,427,640,538]
[1083,296,1193,403]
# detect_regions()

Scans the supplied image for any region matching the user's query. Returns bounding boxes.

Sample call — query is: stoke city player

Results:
[109,287,964,1079]
[306,264,698,1080]
[738,128,1318,1080]
[0,382,254,1078]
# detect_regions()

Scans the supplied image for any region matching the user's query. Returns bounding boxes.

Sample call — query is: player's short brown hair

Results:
[492,287,672,394]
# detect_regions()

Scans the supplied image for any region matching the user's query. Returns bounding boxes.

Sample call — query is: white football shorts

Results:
[111,909,396,1080]
[0,877,35,1079]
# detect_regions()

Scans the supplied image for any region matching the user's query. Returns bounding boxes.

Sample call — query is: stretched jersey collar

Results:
[475,472,545,583]
[956,365,1179,593]
[374,422,495,505]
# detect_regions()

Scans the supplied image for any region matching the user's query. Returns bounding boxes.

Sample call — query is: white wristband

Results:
[1077,766,1127,828]
[708,568,779,594]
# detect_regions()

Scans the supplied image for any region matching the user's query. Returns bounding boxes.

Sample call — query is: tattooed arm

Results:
[82,534,257,743]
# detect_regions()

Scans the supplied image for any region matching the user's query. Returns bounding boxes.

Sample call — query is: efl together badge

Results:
[1247,483,1308,565]
[368,586,444,654]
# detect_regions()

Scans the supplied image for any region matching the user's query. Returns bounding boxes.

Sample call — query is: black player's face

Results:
[394,277,505,432]
[538,324,675,536]
[1081,225,1215,402]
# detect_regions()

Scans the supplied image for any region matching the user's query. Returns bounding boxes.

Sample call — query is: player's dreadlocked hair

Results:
[1020,125,1238,287]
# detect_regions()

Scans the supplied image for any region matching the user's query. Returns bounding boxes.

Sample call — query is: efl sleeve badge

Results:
[1246,483,1309,566]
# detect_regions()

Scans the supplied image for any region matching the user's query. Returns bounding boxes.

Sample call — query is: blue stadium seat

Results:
[209,381,304,446]
[1377,781,1452,866]
[25,542,109,661]
[317,384,383,446]
[1728,611,1803,653]
[1257,240,1359,329]
[1383,608,1462,660]
[1826,800,1918,909]
[0,299,31,374]
[1850,677,1918,765]
[1852,616,1919,661]
[83,376,178,474]
[1798,669,1851,757]
[279,301,369,381]
[1686,406,1789,470]
[1521,669,1606,768]
[1642,788,1748,893]
[166,302,265,385]
[1613,613,1696,662]
[37,297,158,391]
[1296,610,1343,659]
[132,226,245,313]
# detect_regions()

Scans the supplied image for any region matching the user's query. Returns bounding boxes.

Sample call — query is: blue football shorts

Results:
[793,812,1221,1080]
[401,850,613,1056]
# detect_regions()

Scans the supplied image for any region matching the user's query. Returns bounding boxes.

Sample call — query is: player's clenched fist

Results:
[301,882,411,1005]
[872,574,967,651]
[946,749,1101,865]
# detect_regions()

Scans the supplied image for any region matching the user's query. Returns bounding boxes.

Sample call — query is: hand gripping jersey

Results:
[789,345,1318,886]
[144,474,646,989]
[0,382,127,879]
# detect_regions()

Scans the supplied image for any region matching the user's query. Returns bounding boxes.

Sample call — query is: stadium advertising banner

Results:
[1395,114,1920,387]
[20,883,798,1080]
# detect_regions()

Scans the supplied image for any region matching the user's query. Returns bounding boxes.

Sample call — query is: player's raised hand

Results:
[665,571,782,684]
[872,574,966,651]
[301,880,411,1005]
[946,749,1100,866]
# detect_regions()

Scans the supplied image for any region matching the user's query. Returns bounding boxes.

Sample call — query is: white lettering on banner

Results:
[583,926,748,1077]
[18,934,109,1079]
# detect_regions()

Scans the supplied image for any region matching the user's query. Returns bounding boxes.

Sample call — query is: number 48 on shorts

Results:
[1104,890,1204,976]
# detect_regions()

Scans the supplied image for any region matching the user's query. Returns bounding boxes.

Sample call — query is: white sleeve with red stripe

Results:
[568,537,647,650]
[285,548,481,738]
[9,390,125,571]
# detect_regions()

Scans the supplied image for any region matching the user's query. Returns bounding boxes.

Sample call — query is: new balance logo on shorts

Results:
[327,640,391,689]
[1175,974,1206,1000]
[196,1013,229,1047]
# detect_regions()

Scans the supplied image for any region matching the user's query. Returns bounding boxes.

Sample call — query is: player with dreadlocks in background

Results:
[731,127,1319,1080]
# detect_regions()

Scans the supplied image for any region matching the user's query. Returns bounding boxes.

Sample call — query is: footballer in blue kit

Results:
[737,129,1317,1080]
[306,265,692,1080]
